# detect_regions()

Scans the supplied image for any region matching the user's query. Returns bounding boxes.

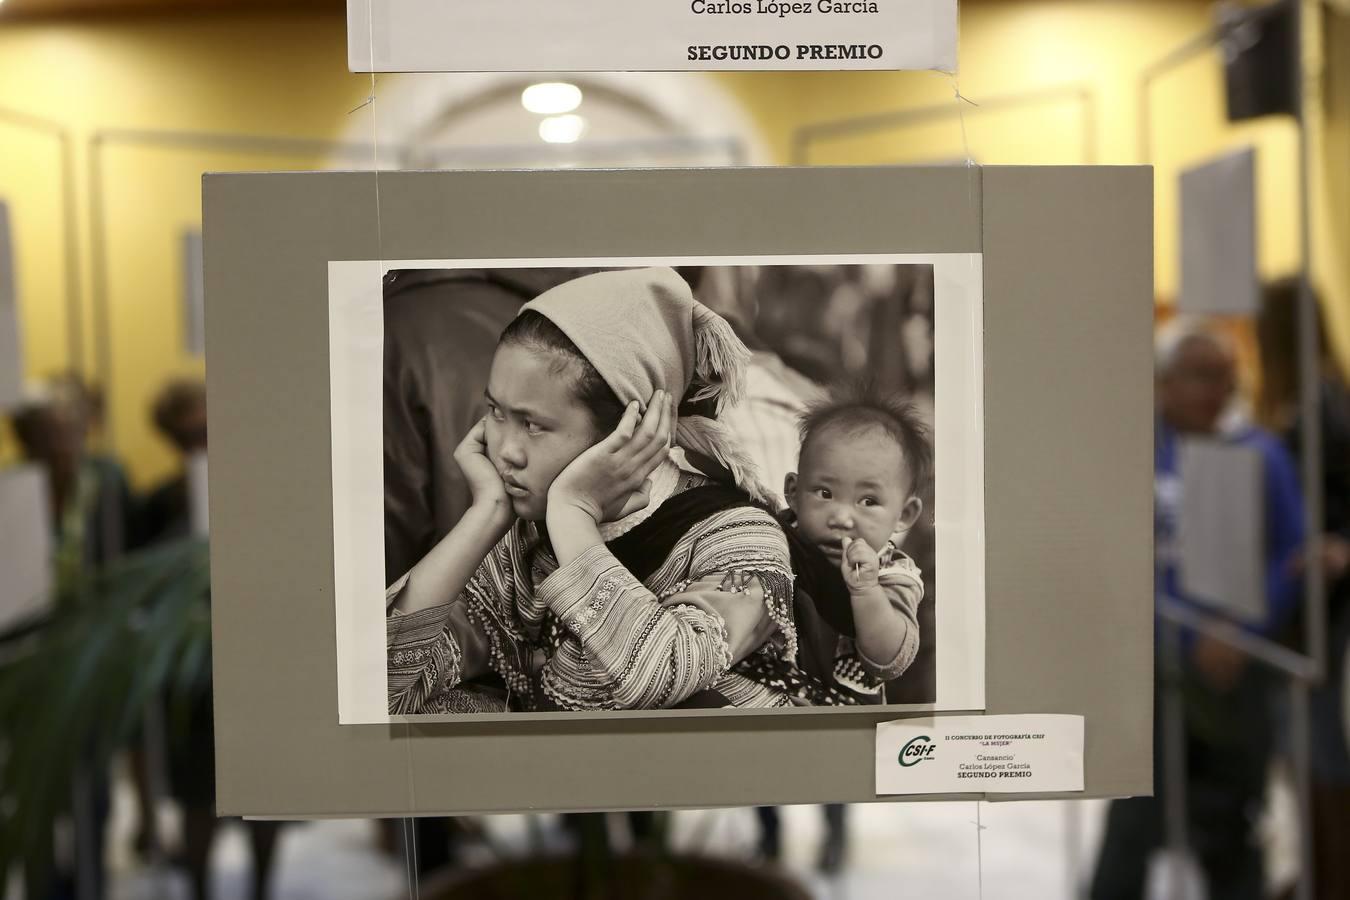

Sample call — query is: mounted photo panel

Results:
[205,166,1152,817]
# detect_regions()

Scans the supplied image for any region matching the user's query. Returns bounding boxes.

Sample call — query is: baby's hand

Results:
[841,536,881,593]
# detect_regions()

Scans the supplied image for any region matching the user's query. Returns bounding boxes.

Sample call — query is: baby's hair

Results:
[798,381,933,496]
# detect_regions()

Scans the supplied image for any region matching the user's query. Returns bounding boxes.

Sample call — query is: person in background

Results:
[1090,318,1305,900]
[139,378,207,543]
[1255,279,1350,899]
[11,376,134,596]
[9,374,134,900]
[129,378,284,900]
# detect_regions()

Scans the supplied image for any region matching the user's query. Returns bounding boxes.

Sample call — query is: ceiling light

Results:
[522,82,583,115]
[538,114,586,144]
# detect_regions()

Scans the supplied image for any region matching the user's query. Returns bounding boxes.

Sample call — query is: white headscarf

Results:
[521,267,775,507]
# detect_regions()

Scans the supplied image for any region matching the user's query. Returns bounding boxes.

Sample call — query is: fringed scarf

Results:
[519,267,776,506]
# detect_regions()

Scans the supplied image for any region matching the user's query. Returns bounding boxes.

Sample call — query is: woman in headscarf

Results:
[386,267,806,713]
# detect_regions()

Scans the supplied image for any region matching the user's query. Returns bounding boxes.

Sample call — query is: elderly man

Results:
[1091,318,1304,900]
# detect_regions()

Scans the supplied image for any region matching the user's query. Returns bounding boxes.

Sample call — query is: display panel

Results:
[205,166,1152,816]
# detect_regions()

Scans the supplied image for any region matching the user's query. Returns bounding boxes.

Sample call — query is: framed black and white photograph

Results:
[330,255,986,723]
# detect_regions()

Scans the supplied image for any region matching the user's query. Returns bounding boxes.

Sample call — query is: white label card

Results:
[876,715,1085,795]
[1179,148,1259,316]
[0,465,53,632]
[348,0,956,73]
[0,202,24,411]
[1177,439,1264,623]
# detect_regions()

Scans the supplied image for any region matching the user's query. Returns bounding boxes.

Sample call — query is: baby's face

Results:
[787,427,918,563]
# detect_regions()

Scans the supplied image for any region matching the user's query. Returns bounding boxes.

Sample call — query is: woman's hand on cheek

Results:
[548,389,673,524]
[454,416,514,526]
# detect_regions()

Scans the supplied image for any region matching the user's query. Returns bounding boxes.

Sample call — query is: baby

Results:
[783,383,930,700]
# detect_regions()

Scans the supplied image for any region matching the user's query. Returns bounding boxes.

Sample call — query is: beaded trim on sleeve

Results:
[755,568,797,663]
[464,599,534,705]
[664,601,735,679]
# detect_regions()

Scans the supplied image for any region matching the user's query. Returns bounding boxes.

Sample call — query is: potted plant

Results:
[0,539,212,887]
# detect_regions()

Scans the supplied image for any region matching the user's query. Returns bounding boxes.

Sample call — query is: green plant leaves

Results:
[0,538,212,884]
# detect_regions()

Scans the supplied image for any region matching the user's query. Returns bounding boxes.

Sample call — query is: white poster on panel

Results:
[347,0,957,73]
[1179,147,1259,316]
[183,231,206,358]
[1177,439,1265,623]
[187,451,209,537]
[0,202,24,411]
[0,465,53,631]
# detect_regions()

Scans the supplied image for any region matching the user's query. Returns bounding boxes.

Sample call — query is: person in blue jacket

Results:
[1092,318,1305,900]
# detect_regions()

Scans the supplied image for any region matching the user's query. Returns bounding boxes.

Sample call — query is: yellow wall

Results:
[1315,4,1350,375]
[0,12,368,485]
[1,2,1346,486]
[718,0,1340,353]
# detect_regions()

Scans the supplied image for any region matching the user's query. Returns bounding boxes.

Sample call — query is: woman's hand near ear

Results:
[549,390,673,526]
[454,416,514,529]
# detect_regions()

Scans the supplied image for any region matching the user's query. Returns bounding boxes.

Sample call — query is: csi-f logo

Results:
[899,735,936,767]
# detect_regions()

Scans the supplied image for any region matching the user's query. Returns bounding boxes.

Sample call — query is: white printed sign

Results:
[0,202,24,411]
[1179,147,1259,316]
[876,715,1085,795]
[183,231,206,357]
[0,465,53,632]
[187,452,209,538]
[348,0,956,73]
[1178,439,1264,623]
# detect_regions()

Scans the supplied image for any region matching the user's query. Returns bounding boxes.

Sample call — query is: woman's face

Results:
[483,342,601,521]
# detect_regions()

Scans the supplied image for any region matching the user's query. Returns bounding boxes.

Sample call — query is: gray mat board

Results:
[0,202,24,410]
[205,166,1151,817]
[981,166,1154,801]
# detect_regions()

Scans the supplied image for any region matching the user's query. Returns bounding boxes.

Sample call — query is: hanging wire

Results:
[357,7,414,899]
[974,801,986,900]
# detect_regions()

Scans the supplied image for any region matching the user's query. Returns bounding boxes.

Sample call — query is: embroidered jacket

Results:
[386,484,798,714]
[831,547,925,697]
